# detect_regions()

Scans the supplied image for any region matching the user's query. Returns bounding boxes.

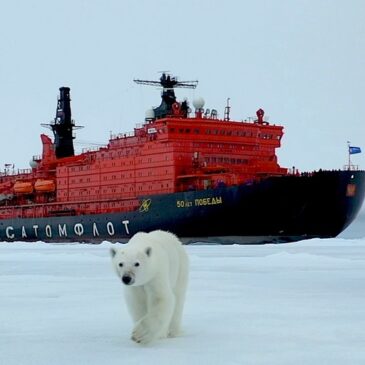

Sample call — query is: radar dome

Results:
[145,108,155,120]
[193,97,205,110]
[29,160,38,169]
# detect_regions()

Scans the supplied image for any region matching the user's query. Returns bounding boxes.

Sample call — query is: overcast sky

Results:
[0,0,364,172]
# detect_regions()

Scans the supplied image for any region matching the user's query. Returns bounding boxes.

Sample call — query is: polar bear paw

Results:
[167,328,180,338]
[131,319,156,344]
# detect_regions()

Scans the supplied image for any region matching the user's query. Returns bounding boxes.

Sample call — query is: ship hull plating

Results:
[1,170,364,244]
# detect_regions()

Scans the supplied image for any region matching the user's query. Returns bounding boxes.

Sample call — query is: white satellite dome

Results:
[193,96,205,110]
[145,108,155,120]
[29,160,38,169]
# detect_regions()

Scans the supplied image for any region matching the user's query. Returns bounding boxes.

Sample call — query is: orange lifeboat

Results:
[34,179,56,193]
[13,181,33,194]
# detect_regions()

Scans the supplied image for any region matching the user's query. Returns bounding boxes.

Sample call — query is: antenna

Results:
[134,73,198,89]
[224,98,231,121]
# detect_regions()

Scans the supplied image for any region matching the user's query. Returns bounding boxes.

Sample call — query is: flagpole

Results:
[347,141,351,170]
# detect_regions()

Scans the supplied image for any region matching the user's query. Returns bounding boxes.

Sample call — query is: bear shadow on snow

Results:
[110,230,189,345]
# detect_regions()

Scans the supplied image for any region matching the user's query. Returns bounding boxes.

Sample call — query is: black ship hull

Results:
[1,170,364,244]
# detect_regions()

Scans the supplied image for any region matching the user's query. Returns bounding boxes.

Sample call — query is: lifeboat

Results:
[13,181,33,194]
[34,179,56,193]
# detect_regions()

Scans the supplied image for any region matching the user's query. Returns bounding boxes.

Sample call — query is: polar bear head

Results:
[110,245,154,286]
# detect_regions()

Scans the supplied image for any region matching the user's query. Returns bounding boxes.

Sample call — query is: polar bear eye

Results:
[118,263,124,267]
[134,262,140,267]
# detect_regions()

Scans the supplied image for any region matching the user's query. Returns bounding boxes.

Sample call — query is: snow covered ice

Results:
[1,237,365,365]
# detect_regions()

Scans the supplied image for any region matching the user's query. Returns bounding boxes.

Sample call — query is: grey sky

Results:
[0,0,364,172]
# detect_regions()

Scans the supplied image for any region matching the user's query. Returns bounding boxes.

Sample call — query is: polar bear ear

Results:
[110,247,117,258]
[145,247,152,257]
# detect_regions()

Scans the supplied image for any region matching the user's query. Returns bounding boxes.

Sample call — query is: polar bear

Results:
[110,230,189,344]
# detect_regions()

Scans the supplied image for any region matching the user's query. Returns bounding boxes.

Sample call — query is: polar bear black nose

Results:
[122,275,132,285]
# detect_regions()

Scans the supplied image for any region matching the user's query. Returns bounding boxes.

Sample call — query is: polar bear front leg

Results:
[124,286,147,324]
[132,281,175,344]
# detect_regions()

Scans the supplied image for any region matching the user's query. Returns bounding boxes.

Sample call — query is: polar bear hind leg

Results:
[168,250,189,337]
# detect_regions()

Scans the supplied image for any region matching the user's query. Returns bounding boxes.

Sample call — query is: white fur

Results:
[110,230,189,344]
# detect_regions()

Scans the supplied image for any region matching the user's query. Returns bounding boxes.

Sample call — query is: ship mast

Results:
[134,73,198,119]
[42,87,82,159]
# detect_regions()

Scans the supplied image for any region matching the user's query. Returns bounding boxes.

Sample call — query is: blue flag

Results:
[349,146,362,154]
